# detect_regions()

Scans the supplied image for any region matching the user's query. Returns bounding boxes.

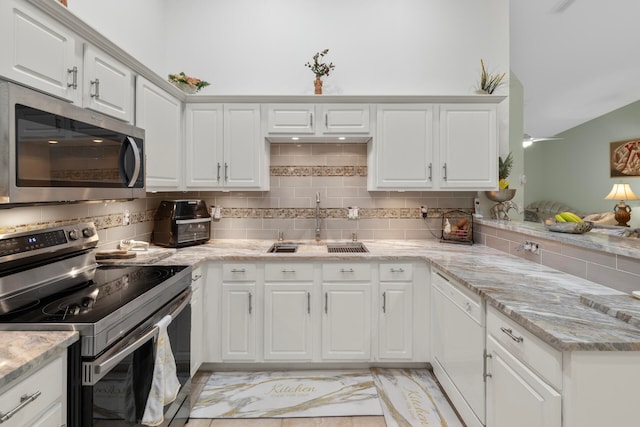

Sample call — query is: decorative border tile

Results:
[271,166,367,177]
[219,207,472,220]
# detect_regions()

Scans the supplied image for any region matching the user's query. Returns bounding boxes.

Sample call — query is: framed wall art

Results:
[610,138,640,177]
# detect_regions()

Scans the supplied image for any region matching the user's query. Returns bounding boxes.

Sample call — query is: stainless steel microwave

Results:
[0,81,145,206]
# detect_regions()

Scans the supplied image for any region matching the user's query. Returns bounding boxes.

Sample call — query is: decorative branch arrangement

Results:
[477,59,506,94]
[305,49,335,78]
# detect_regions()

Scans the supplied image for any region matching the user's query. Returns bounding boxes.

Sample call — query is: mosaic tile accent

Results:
[217,207,471,220]
[271,166,367,177]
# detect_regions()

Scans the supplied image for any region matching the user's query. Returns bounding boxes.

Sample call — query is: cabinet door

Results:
[264,284,313,360]
[185,103,224,188]
[372,104,434,189]
[0,0,80,103]
[136,76,183,191]
[486,335,561,427]
[83,45,134,122]
[221,283,256,361]
[439,104,497,189]
[322,284,371,360]
[319,104,370,134]
[266,104,315,134]
[223,104,264,188]
[379,283,413,360]
[190,268,204,376]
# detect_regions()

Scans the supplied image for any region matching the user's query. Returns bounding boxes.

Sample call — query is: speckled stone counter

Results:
[142,238,640,352]
[0,331,78,390]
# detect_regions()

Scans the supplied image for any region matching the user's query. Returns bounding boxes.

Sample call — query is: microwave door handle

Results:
[123,136,141,187]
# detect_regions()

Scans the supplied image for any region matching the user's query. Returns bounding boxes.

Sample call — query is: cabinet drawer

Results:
[322,263,371,281]
[379,263,413,281]
[222,263,257,281]
[265,263,314,281]
[487,306,562,390]
[432,269,482,324]
[0,355,64,427]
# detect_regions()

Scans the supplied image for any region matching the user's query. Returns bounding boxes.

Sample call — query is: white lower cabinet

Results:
[485,307,561,427]
[221,283,257,361]
[322,283,371,360]
[378,263,414,360]
[0,353,66,427]
[263,262,314,361]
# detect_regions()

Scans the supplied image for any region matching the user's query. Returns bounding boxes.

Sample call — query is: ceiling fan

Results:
[522,133,563,147]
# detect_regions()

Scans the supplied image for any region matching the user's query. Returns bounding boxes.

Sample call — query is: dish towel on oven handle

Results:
[142,314,180,426]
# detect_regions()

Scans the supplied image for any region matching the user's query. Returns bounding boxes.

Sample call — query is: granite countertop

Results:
[0,331,78,390]
[140,238,640,352]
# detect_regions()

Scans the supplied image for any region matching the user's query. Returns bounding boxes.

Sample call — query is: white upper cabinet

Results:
[369,102,499,191]
[266,104,315,134]
[185,103,224,188]
[0,0,80,103]
[265,104,371,139]
[223,104,265,188]
[82,45,134,123]
[136,76,183,191]
[439,104,497,189]
[370,104,435,189]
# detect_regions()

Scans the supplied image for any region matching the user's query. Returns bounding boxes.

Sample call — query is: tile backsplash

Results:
[0,143,474,246]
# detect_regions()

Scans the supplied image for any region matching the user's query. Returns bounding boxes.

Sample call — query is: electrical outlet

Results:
[420,205,428,219]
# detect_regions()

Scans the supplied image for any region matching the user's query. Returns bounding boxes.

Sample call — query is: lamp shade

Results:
[605,183,639,201]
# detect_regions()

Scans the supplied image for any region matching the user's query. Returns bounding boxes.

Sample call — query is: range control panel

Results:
[0,222,98,260]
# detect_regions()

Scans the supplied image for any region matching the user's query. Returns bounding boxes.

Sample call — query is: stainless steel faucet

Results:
[315,192,321,241]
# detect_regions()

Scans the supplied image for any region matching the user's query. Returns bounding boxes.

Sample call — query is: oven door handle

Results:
[83,288,192,385]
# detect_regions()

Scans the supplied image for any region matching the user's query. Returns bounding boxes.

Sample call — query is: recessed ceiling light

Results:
[291,137,300,141]
[338,137,346,141]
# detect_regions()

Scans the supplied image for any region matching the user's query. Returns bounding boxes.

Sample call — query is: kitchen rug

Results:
[190,370,383,418]
[372,368,463,427]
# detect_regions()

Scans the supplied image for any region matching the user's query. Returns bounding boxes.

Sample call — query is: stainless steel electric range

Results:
[0,222,192,426]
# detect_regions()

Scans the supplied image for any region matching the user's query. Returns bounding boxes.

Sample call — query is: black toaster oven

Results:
[152,199,211,247]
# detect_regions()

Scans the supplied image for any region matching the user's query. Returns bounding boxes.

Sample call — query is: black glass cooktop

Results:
[0,264,187,324]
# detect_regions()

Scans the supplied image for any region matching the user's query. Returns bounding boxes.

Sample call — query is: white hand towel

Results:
[142,314,181,426]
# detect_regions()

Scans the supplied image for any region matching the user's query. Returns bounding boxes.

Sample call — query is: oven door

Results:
[76,288,191,427]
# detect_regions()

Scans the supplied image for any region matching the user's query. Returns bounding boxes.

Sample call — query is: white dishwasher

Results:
[431,268,485,427]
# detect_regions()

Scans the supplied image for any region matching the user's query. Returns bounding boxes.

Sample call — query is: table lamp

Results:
[604,183,639,227]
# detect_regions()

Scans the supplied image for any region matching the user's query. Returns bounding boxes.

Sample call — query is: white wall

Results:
[160,0,509,95]
[524,100,640,228]
[67,0,167,73]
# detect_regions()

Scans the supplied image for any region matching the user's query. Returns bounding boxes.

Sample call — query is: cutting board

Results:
[95,250,137,260]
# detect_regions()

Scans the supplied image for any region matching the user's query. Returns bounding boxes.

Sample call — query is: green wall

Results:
[524,100,640,228]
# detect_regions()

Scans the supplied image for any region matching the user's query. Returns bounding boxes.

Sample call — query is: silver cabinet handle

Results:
[389,268,405,273]
[464,301,472,313]
[340,268,354,273]
[281,269,297,273]
[230,268,246,273]
[217,163,221,182]
[0,390,41,423]
[442,163,447,181]
[428,163,432,181]
[500,327,524,343]
[382,291,386,313]
[224,162,229,181]
[325,112,328,127]
[324,292,328,314]
[436,272,450,282]
[307,292,311,314]
[90,78,100,98]
[192,274,202,282]
[67,66,78,89]
[484,351,493,380]
[248,292,252,315]
[310,112,313,127]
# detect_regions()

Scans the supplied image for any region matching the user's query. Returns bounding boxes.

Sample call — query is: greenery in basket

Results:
[477,59,506,94]
[168,72,210,92]
[305,49,335,78]
[498,152,513,189]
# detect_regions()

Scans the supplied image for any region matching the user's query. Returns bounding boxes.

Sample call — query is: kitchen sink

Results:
[326,242,369,253]
[267,243,299,253]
